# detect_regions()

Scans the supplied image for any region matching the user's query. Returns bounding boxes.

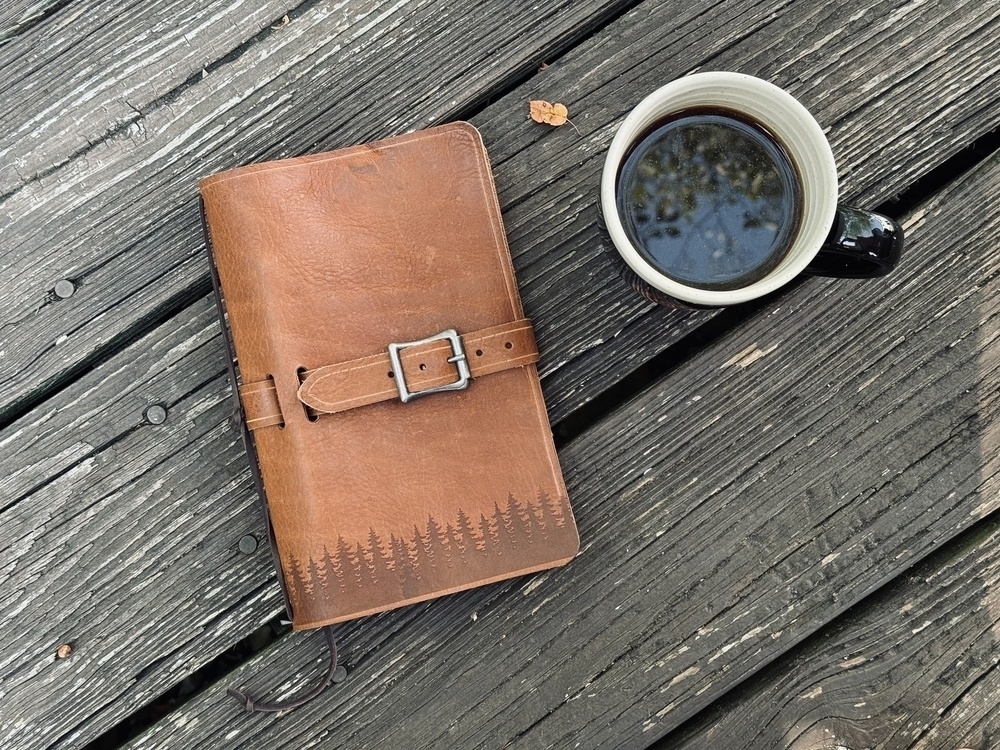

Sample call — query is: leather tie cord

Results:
[227,626,345,713]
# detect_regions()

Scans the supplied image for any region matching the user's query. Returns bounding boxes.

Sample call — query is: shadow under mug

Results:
[600,72,904,309]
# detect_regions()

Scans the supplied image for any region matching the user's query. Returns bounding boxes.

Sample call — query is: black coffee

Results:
[616,109,802,291]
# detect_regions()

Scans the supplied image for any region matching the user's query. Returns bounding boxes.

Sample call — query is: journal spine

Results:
[200,198,294,619]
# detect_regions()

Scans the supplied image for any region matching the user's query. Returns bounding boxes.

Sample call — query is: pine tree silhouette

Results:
[498,496,518,551]
[535,502,549,537]
[360,530,375,586]
[447,521,467,565]
[539,489,567,529]
[307,555,325,599]
[331,535,363,590]
[364,528,392,587]
[477,512,495,557]
[287,556,311,611]
[332,535,353,591]
[535,491,551,534]
[519,494,544,546]
[493,503,516,555]
[390,533,420,597]
[406,527,422,583]
[456,508,478,557]
[387,534,403,573]
[414,523,434,570]
[291,555,311,595]
[530,495,546,528]
[507,494,533,546]
[283,487,571,620]
[316,546,338,608]
[427,515,452,570]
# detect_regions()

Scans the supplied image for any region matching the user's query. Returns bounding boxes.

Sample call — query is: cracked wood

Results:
[2,0,1000,430]
[119,134,1000,749]
[665,515,1000,750]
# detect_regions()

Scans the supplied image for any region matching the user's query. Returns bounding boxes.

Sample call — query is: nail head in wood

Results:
[238,534,258,554]
[56,643,73,659]
[54,280,75,299]
[332,665,348,683]
[144,404,167,425]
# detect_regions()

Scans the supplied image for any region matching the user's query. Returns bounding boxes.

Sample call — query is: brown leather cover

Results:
[199,122,579,630]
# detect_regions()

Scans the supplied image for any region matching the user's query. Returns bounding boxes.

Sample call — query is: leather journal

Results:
[199,123,579,648]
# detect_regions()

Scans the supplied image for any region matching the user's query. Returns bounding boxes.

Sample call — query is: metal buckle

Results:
[387,329,470,403]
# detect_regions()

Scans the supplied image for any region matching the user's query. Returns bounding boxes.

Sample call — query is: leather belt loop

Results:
[240,378,284,430]
[238,319,538,429]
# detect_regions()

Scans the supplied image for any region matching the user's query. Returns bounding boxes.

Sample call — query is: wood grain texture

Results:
[480,0,1000,421]
[4,0,1000,745]
[0,2,645,742]
[3,0,1000,746]
[0,302,287,749]
[0,0,290,190]
[0,0,65,44]
[117,116,1000,747]
[4,0,1000,429]
[0,0,635,423]
[663,518,1000,750]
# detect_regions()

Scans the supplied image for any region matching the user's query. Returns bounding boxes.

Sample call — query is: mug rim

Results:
[600,71,839,306]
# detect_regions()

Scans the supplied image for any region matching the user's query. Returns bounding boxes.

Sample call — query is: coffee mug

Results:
[600,72,903,308]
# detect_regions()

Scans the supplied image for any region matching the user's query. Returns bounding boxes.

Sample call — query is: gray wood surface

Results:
[0,0,290,191]
[0,0,64,44]
[4,0,1000,748]
[0,302,282,749]
[0,0,640,745]
[3,0,1000,430]
[484,0,1000,420]
[664,516,1000,750]
[114,144,1000,750]
[0,0,635,422]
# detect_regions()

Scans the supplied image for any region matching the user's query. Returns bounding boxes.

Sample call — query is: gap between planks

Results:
[3,0,1000,438]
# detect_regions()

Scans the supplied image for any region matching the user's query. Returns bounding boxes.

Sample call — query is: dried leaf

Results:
[529,100,569,127]
[547,102,569,126]
[529,100,548,123]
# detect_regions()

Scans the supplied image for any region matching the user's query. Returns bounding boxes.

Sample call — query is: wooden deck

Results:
[2,0,999,748]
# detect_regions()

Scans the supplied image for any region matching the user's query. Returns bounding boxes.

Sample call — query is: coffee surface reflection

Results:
[616,109,802,291]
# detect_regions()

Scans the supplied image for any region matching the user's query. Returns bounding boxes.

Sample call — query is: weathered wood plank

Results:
[0,302,289,749]
[482,0,1000,420]
[0,0,635,424]
[0,2,650,741]
[4,0,1000,746]
[117,137,1000,749]
[0,0,291,189]
[663,516,1000,750]
[0,0,64,45]
[4,0,1000,430]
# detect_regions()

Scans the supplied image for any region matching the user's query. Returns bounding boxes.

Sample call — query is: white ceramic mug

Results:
[600,72,903,308]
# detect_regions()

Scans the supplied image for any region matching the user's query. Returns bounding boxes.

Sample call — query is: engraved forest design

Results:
[287,490,573,620]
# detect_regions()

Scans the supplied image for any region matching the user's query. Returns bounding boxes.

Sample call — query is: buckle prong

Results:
[388,329,471,403]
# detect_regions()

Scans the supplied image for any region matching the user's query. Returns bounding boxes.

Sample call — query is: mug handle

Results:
[803,205,904,278]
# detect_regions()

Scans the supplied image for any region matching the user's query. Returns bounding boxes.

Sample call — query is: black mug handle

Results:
[803,205,904,278]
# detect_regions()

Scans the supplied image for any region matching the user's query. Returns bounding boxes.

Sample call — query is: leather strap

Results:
[241,378,285,430]
[227,626,346,713]
[238,319,538,429]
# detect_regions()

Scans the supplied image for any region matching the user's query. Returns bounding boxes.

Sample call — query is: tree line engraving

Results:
[286,489,574,620]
